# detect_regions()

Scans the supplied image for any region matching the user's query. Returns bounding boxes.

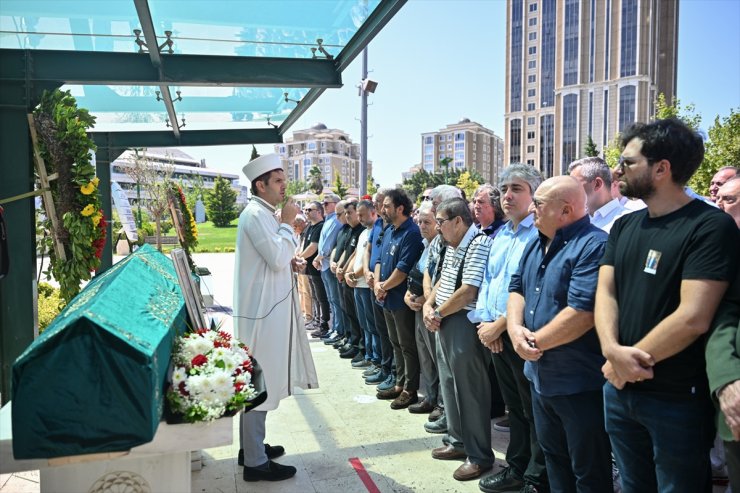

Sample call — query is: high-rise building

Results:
[275,123,372,190]
[504,0,678,177]
[421,118,505,185]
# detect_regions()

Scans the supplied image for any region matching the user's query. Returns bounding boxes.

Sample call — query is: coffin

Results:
[12,245,187,459]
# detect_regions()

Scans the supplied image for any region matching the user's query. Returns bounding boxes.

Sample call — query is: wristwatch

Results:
[433,308,442,320]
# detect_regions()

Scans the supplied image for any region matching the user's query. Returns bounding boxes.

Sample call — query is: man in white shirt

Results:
[569,157,628,233]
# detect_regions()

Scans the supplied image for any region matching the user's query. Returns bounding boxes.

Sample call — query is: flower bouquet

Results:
[166,328,267,423]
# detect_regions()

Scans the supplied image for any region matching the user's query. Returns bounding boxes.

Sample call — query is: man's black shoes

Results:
[243,460,296,482]
[238,444,286,466]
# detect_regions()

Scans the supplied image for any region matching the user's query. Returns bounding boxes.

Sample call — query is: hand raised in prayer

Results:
[280,199,299,225]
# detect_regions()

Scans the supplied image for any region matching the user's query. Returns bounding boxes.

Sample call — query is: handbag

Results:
[407,264,424,296]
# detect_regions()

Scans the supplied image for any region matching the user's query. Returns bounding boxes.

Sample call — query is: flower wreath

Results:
[168,184,198,272]
[34,89,107,303]
[166,328,260,423]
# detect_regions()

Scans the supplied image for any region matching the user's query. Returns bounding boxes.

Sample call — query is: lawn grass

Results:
[177,219,239,253]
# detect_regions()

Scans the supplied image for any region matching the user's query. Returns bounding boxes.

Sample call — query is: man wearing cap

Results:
[234,154,319,482]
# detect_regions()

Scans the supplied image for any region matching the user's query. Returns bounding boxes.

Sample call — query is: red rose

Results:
[178,381,189,396]
[191,354,208,367]
[234,382,245,392]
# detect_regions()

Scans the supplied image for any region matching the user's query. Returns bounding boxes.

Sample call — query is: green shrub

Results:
[38,282,64,333]
[223,247,235,253]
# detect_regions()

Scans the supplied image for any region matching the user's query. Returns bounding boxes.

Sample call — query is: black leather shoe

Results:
[243,460,296,482]
[478,466,524,493]
[238,444,286,466]
[339,347,359,359]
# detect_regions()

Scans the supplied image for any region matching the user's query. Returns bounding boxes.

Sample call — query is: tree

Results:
[440,157,453,184]
[602,135,622,169]
[250,145,260,162]
[402,167,486,203]
[333,175,348,197]
[204,175,237,227]
[308,165,324,194]
[456,171,480,200]
[367,176,379,195]
[286,179,308,198]
[180,173,205,214]
[690,108,740,195]
[125,149,174,251]
[583,135,599,157]
[653,93,701,130]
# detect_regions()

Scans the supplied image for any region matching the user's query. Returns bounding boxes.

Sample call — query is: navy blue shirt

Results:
[368,218,388,269]
[376,216,424,310]
[509,215,607,397]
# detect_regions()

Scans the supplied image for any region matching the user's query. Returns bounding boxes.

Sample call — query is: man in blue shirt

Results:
[374,188,424,409]
[470,164,548,493]
[508,176,612,492]
[313,193,342,338]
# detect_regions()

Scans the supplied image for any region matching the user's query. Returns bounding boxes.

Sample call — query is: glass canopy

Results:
[0,0,399,140]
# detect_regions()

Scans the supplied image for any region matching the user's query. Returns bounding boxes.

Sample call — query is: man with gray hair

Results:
[473,184,506,238]
[568,157,628,233]
[710,166,739,203]
[423,197,495,481]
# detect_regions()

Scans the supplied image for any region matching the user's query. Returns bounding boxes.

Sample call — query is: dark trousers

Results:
[414,310,439,405]
[354,287,380,363]
[492,333,547,486]
[532,387,612,493]
[372,300,394,375]
[339,282,363,350]
[307,274,330,330]
[437,311,494,468]
[726,440,740,490]
[383,306,419,391]
[604,383,714,493]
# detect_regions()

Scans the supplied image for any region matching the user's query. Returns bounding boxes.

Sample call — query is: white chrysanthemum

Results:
[211,371,231,391]
[186,374,208,396]
[172,367,187,384]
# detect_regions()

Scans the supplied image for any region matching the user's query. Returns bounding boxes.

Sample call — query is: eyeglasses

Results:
[436,216,454,226]
[304,208,317,212]
[616,155,654,170]
[422,196,431,201]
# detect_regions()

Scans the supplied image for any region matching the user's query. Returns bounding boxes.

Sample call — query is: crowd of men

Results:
[285,118,740,492]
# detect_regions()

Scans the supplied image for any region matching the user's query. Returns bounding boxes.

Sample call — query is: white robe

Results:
[233,196,318,411]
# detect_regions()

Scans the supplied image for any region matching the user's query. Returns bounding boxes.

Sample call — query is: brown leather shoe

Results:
[376,386,402,400]
[407,398,434,414]
[428,406,444,422]
[431,444,467,461]
[390,390,418,410]
[453,459,492,481]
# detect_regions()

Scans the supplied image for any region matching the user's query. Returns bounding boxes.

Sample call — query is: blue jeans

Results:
[354,287,380,363]
[531,387,612,493]
[321,269,343,335]
[603,383,714,493]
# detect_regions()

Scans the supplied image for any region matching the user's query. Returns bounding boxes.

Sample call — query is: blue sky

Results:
[180,0,740,188]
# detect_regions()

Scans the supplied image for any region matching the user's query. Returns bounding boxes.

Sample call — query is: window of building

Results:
[527,103,536,111]
[447,143,452,150]
[425,136,433,144]
[527,117,536,125]
[589,0,596,83]
[510,119,522,163]
[539,0,555,106]
[279,145,286,154]
[620,0,638,77]
[603,88,609,146]
[528,89,536,97]
[618,85,636,131]
[540,114,554,178]
[321,141,326,148]
[562,94,578,173]
[473,143,477,151]
[455,132,465,141]
[324,166,330,173]
[454,142,464,150]
[440,153,445,160]
[563,0,579,86]
[307,142,316,150]
[439,144,444,151]
[529,32,537,41]
[527,131,535,139]
[454,152,465,161]
[528,46,537,55]
[604,0,611,79]
[438,135,444,141]
[447,134,452,141]
[510,0,524,112]
[527,159,535,166]
[528,74,536,83]
[529,3,538,11]
[588,91,594,137]
[529,17,537,26]
[527,145,535,153]
[528,60,536,69]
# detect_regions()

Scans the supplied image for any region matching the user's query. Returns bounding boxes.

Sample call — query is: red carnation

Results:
[178,381,189,396]
[191,354,208,367]
[241,359,253,374]
[234,382,245,392]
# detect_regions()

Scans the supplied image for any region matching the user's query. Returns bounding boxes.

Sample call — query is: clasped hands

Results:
[601,345,655,389]
[509,324,542,361]
[422,303,441,332]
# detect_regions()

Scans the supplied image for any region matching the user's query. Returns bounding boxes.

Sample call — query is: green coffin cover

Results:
[12,245,187,459]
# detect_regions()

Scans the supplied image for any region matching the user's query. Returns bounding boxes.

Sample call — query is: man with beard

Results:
[595,118,738,491]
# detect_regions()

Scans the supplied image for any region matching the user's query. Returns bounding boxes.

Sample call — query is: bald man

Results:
[718,177,740,228]
[507,176,612,492]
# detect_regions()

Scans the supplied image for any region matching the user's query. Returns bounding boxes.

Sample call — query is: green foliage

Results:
[250,145,260,161]
[456,171,480,200]
[367,176,379,195]
[34,89,105,303]
[286,179,308,198]
[333,175,348,197]
[690,108,740,195]
[308,165,324,194]
[180,174,205,213]
[653,93,702,130]
[38,282,65,333]
[204,176,237,227]
[584,135,599,157]
[402,168,485,202]
[602,134,622,169]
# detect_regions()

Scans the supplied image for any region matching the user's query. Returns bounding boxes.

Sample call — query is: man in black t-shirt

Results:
[299,201,329,336]
[595,118,739,492]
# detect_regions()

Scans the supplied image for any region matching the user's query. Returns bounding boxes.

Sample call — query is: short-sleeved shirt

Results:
[339,223,365,268]
[303,220,323,276]
[601,199,739,396]
[376,216,424,310]
[510,215,608,397]
[352,228,372,288]
[332,224,351,263]
[435,225,493,311]
[368,218,388,270]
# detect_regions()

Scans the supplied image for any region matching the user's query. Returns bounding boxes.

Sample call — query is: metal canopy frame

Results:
[0,0,407,403]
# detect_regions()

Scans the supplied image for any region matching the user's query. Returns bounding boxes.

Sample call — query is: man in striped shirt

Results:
[422,197,494,482]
